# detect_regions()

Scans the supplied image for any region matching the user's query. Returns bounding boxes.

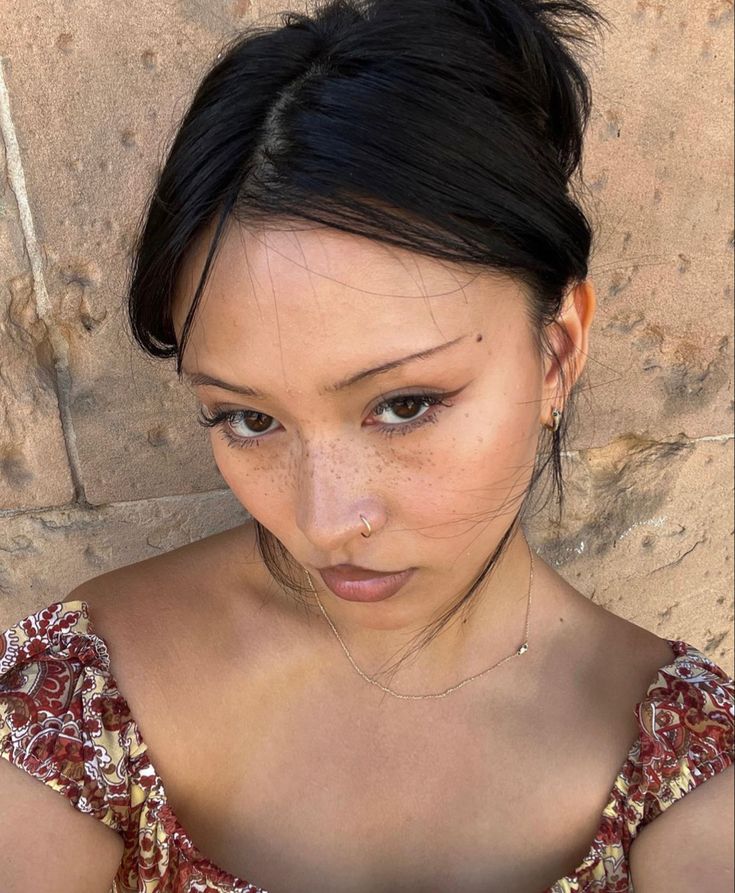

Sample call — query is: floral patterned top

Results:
[1,599,733,893]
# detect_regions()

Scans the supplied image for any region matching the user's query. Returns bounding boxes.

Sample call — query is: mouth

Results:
[317,564,406,581]
[316,565,416,603]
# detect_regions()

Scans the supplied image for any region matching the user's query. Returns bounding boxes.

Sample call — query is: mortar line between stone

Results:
[0,431,733,519]
[0,56,86,500]
[559,432,734,457]
[0,427,732,518]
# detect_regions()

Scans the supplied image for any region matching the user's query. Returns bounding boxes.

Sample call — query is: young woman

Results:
[1,0,732,891]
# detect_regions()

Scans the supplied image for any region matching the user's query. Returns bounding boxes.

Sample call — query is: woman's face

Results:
[172,221,588,638]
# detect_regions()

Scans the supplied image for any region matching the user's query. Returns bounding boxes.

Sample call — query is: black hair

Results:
[126,0,611,687]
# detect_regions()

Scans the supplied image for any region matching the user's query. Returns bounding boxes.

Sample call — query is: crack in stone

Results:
[704,630,730,653]
[648,538,706,575]
[0,57,85,502]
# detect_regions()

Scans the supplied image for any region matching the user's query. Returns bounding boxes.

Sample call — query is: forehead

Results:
[172,220,522,356]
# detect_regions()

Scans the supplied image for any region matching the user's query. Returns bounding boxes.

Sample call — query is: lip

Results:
[318,564,405,581]
[317,566,416,603]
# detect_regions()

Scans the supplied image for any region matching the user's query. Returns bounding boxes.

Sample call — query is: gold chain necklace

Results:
[303,540,534,700]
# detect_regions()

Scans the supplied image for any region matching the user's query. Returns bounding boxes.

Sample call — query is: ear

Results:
[540,278,596,427]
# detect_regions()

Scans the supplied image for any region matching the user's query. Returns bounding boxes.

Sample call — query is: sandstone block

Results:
[0,0,730,509]
[527,436,734,675]
[0,124,75,509]
[0,487,249,630]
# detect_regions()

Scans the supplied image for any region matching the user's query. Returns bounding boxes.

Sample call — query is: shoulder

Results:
[571,597,734,889]
[71,519,269,617]
[628,763,733,890]
[622,628,733,890]
[65,520,285,714]
[544,574,681,706]
[578,593,733,771]
[69,520,271,651]
[71,520,262,602]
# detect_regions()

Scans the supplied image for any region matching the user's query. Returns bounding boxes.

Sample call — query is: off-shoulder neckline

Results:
[12,598,727,891]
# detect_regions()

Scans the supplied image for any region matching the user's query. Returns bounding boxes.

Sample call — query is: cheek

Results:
[413,399,540,512]
[209,434,288,513]
[463,360,541,463]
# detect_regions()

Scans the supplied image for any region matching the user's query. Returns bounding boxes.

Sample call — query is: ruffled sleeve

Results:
[0,600,139,836]
[632,639,734,826]
[547,639,733,893]
[1,599,264,893]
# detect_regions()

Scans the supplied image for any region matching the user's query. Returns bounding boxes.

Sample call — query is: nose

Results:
[293,438,382,554]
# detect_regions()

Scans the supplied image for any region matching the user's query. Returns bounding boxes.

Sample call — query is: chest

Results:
[123,639,641,893]
[87,573,674,893]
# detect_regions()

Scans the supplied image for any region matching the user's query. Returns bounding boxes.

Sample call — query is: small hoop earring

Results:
[545,407,562,433]
[359,514,372,538]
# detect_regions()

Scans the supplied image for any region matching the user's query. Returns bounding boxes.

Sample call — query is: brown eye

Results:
[373,395,436,424]
[371,392,452,430]
[231,411,275,435]
[391,397,424,420]
[196,407,278,440]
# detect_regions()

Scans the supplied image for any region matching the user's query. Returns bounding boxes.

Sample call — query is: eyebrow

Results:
[182,334,469,399]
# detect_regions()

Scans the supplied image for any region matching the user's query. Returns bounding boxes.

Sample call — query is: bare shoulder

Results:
[66,520,275,675]
[68,529,680,713]
[588,592,677,674]
[70,520,263,602]
[69,520,265,615]
[544,571,681,710]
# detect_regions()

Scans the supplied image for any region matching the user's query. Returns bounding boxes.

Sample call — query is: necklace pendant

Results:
[517,642,529,656]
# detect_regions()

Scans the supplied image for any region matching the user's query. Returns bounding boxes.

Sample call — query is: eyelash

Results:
[196,391,456,451]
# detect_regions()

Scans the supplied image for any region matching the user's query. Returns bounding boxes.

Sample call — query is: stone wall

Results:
[1,0,733,674]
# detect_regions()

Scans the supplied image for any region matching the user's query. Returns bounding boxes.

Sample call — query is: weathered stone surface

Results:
[0,0,254,504]
[0,0,729,510]
[0,1,731,681]
[527,436,734,676]
[579,1,734,446]
[0,488,249,631]
[0,117,75,509]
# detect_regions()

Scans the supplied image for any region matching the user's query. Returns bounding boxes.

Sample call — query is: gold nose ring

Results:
[359,514,372,538]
